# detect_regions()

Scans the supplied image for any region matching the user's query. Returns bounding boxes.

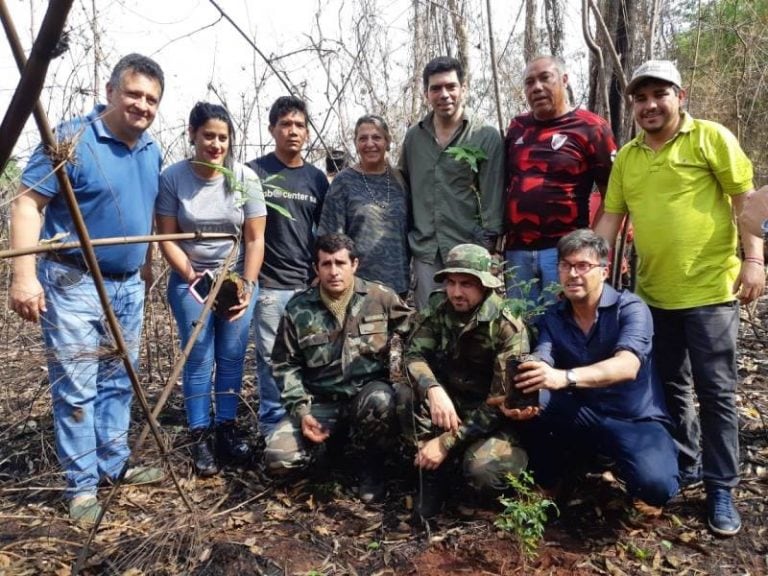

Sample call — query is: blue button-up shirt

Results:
[535,284,669,422]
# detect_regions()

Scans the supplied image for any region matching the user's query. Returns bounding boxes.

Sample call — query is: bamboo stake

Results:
[0,231,235,259]
[132,241,239,453]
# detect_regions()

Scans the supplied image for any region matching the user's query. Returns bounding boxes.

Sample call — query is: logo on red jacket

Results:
[551,134,567,150]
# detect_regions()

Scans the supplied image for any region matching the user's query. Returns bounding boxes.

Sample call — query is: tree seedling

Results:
[495,470,559,562]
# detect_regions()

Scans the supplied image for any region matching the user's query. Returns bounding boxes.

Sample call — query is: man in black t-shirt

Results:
[247,96,328,437]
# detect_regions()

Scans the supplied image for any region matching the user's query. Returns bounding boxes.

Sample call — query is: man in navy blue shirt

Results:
[494,229,679,509]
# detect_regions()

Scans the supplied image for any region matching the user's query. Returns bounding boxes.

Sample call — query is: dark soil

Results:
[1,268,766,575]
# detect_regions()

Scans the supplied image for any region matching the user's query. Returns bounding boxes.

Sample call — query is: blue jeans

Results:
[505,248,560,305]
[39,259,145,500]
[650,303,740,489]
[253,287,302,436]
[167,272,256,430]
[521,397,679,506]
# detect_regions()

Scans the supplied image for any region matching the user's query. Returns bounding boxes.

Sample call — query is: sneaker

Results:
[706,487,741,536]
[100,466,164,487]
[122,466,164,485]
[216,421,251,463]
[69,495,102,525]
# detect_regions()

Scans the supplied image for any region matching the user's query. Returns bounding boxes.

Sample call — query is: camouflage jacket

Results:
[273,277,412,418]
[405,290,529,447]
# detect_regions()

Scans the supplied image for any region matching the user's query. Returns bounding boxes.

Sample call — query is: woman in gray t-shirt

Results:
[156,102,266,477]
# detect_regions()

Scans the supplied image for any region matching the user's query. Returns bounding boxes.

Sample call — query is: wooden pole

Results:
[0,0,74,172]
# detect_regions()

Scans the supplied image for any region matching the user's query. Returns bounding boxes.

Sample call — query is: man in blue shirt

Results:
[9,54,165,524]
[495,229,679,510]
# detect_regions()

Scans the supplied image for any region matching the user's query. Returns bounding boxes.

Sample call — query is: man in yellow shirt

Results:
[595,60,765,537]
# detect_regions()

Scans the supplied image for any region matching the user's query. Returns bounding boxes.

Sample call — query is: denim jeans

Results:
[39,258,145,500]
[253,287,302,436]
[650,302,740,489]
[167,272,257,431]
[521,399,679,506]
[505,247,560,305]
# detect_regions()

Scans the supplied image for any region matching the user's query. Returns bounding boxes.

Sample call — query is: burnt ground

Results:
[0,267,766,576]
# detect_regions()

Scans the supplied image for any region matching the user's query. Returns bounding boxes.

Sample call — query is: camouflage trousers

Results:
[264,380,400,477]
[397,386,528,494]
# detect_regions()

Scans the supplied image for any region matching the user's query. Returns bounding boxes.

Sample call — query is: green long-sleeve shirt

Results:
[399,111,504,264]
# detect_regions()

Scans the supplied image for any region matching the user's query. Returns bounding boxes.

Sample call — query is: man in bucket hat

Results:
[400,243,530,520]
[596,59,765,536]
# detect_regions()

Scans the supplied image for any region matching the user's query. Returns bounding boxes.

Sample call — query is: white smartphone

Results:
[188,269,216,304]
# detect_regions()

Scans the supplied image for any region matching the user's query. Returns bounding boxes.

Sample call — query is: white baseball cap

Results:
[626,60,682,96]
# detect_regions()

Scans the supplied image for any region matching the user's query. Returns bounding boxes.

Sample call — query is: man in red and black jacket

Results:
[504,55,616,305]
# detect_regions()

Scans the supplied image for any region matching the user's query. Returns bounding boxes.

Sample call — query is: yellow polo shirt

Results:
[604,113,753,309]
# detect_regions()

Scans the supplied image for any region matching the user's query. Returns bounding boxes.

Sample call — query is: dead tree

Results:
[544,0,564,57]
[524,0,538,62]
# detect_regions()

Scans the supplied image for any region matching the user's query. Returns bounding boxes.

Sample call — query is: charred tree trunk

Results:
[524,0,538,62]
[544,0,564,57]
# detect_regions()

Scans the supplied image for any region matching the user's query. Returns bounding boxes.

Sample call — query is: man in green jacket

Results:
[399,56,504,309]
[265,233,412,503]
[402,244,530,519]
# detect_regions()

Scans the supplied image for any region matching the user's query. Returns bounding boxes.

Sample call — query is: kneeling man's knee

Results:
[463,437,529,493]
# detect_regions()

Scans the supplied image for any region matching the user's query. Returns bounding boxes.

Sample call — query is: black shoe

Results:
[216,421,251,463]
[414,469,447,520]
[358,453,386,504]
[190,429,219,477]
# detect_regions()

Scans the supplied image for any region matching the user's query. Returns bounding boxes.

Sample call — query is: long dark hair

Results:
[188,101,236,182]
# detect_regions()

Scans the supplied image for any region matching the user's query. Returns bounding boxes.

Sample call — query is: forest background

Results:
[2,0,766,181]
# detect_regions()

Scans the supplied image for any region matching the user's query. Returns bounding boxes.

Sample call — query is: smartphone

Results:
[188,270,216,304]
[505,357,539,409]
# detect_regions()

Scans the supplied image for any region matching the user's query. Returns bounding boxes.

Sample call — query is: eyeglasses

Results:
[557,261,604,275]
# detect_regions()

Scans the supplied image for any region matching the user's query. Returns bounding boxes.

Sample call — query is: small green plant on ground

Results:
[495,470,559,561]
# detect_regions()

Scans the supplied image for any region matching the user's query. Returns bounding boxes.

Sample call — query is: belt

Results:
[44,252,139,280]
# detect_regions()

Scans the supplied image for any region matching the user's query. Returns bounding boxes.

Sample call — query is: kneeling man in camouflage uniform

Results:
[265,233,412,503]
[402,244,530,519]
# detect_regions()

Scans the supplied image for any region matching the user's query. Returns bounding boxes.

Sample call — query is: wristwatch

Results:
[565,369,578,389]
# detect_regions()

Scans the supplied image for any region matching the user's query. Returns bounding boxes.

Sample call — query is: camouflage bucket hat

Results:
[434,244,503,289]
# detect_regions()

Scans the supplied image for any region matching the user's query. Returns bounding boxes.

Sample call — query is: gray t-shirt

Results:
[157,160,267,272]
